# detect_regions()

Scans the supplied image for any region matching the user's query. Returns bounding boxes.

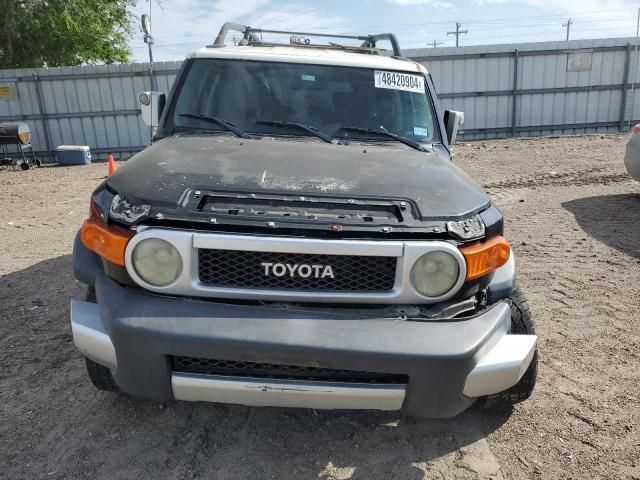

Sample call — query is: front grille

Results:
[173,357,409,385]
[198,249,397,292]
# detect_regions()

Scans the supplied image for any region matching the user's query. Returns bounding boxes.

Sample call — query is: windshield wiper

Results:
[179,113,251,139]
[256,120,335,144]
[338,126,427,152]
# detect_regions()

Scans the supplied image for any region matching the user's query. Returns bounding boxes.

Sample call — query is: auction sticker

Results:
[374,71,425,93]
[413,126,429,137]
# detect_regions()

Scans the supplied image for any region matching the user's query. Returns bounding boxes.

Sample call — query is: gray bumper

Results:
[71,272,536,418]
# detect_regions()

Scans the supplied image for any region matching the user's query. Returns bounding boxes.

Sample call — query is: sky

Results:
[129,0,640,62]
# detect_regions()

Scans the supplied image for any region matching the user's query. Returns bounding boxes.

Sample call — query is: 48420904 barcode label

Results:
[374,71,425,93]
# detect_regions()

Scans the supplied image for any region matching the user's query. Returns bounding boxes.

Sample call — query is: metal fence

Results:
[1,36,639,159]
[406,37,640,140]
[0,62,180,160]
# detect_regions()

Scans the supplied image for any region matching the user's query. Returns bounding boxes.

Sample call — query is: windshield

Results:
[168,59,440,144]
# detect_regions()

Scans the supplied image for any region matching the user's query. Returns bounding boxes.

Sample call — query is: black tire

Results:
[85,286,96,302]
[482,283,538,406]
[84,357,120,392]
[20,161,30,170]
[83,286,120,393]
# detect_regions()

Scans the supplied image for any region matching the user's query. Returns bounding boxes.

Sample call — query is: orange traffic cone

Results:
[107,154,117,176]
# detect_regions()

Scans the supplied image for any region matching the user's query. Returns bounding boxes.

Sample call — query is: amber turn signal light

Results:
[80,218,133,267]
[460,236,511,281]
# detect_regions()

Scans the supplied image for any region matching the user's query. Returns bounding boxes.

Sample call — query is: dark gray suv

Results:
[71,23,537,418]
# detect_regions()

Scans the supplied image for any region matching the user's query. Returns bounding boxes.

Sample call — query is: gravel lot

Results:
[1,134,638,479]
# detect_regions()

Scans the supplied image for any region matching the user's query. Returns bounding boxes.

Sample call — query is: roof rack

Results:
[211,22,402,57]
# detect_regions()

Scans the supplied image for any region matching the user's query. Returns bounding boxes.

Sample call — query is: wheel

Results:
[86,286,96,302]
[481,283,538,406]
[83,286,119,392]
[35,159,42,167]
[84,357,120,392]
[19,161,30,171]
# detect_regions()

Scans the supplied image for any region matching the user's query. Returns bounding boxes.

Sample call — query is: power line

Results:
[132,10,640,55]
[447,22,468,47]
[149,14,633,42]
[401,28,638,49]
[141,23,640,52]
[400,21,640,45]
[348,8,635,30]
[146,11,637,43]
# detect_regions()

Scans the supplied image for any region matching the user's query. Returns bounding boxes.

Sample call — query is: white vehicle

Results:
[625,124,640,181]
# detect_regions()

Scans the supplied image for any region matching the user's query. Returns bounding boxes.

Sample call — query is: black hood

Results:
[108,135,489,223]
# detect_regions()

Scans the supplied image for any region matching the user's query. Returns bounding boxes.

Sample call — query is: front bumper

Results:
[71,272,536,418]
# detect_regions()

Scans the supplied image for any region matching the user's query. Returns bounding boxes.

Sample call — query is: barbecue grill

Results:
[0,122,40,170]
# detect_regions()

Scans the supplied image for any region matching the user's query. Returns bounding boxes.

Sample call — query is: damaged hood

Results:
[107,135,490,220]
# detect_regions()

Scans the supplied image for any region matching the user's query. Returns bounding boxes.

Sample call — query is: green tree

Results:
[0,0,138,69]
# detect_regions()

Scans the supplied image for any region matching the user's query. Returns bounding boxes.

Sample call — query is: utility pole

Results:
[141,14,155,142]
[430,40,443,48]
[141,14,156,90]
[447,23,468,47]
[562,18,573,41]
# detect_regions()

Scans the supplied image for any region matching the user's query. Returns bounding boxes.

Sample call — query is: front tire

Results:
[84,357,119,392]
[83,286,119,393]
[482,284,538,406]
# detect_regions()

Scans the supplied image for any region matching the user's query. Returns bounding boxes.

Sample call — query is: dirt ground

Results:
[0,135,638,480]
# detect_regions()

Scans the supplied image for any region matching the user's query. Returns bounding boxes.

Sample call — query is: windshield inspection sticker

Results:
[301,74,316,81]
[413,126,429,137]
[374,71,425,93]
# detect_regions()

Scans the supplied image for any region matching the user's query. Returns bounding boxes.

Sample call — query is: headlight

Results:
[110,194,151,224]
[410,251,460,297]
[132,238,183,286]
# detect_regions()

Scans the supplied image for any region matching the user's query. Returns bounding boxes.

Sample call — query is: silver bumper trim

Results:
[463,334,537,397]
[171,373,406,411]
[124,229,469,305]
[70,300,117,370]
[193,232,404,256]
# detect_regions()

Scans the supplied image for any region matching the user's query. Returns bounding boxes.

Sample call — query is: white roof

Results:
[190,45,427,73]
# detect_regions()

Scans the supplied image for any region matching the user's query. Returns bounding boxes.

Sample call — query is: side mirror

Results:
[444,110,464,145]
[138,91,165,127]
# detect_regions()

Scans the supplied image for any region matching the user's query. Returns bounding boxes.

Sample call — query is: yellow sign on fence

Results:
[0,83,18,101]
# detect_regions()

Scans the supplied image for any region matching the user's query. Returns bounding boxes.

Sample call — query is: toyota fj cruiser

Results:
[71,23,537,418]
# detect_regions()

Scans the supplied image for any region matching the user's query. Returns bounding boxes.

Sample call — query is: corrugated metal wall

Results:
[1,36,639,159]
[407,37,640,140]
[0,62,180,160]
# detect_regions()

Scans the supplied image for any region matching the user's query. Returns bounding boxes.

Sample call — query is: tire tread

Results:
[83,286,119,393]
[84,358,119,392]
[481,283,538,407]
